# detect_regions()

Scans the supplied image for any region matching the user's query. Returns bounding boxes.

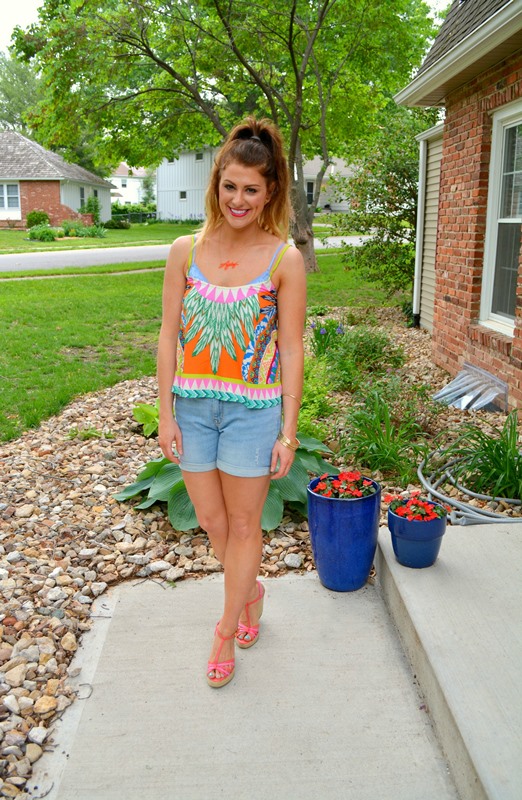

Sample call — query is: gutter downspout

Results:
[412,136,427,327]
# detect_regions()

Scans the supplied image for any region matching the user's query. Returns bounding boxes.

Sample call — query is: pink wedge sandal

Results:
[236,580,265,649]
[207,622,237,688]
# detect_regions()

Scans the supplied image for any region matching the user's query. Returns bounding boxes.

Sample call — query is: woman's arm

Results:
[270,245,307,478]
[157,235,192,462]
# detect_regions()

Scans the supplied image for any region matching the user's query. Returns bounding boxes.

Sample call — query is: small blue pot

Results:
[387,504,447,569]
[307,476,381,591]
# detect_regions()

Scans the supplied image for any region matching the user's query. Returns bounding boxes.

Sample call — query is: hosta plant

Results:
[114,433,338,532]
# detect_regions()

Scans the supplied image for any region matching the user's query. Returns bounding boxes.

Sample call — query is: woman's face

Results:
[218,161,271,230]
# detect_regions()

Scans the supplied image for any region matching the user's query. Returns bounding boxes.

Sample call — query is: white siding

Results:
[60,181,112,222]
[156,149,216,221]
[420,136,443,332]
[111,176,147,205]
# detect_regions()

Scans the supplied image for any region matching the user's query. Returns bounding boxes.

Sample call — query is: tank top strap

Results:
[268,242,290,279]
[187,234,197,271]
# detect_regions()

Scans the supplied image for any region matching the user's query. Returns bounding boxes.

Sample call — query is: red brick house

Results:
[396,0,522,408]
[0,131,113,228]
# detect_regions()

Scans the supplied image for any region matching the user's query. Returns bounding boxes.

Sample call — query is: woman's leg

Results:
[182,469,229,564]
[217,471,270,633]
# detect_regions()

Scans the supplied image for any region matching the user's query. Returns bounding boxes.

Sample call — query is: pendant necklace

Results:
[217,231,254,271]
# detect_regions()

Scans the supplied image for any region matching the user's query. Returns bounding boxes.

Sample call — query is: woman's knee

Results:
[227,513,262,543]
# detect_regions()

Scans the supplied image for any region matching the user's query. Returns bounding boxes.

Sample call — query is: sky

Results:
[0,0,450,53]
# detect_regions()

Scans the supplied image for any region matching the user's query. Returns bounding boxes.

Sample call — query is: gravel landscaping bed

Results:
[0,307,519,797]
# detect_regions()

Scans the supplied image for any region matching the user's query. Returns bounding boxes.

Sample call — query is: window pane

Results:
[0,185,4,208]
[501,125,522,218]
[306,181,314,205]
[491,222,520,318]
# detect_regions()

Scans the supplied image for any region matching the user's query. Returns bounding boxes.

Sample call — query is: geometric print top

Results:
[172,235,290,408]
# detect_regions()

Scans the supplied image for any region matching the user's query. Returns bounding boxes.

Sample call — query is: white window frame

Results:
[0,182,21,220]
[195,152,204,161]
[480,100,522,336]
[180,190,187,200]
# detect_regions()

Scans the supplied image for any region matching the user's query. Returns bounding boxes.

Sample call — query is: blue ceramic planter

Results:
[307,476,381,592]
[387,505,447,569]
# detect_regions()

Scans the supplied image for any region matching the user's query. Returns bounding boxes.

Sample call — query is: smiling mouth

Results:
[229,208,249,218]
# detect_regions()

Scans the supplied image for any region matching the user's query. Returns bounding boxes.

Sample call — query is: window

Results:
[93,189,98,198]
[80,187,85,206]
[180,191,187,200]
[121,179,127,188]
[482,102,522,333]
[306,181,314,205]
[195,152,204,161]
[0,183,20,209]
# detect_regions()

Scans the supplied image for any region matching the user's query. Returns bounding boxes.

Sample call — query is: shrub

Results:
[80,195,101,223]
[309,318,345,358]
[28,224,57,241]
[60,220,106,238]
[26,210,50,228]
[104,218,132,229]
[299,359,333,440]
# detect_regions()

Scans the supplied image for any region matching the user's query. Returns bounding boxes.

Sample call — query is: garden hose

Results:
[417,451,522,526]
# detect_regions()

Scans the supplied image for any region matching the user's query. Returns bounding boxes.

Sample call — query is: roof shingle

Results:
[418,0,512,76]
[0,131,112,187]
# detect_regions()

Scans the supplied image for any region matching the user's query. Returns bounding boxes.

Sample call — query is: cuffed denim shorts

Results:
[175,397,282,478]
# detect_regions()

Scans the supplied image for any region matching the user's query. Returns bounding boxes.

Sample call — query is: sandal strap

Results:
[207,659,234,677]
[237,621,259,637]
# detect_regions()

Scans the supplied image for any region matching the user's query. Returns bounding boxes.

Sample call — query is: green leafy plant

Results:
[309,318,345,358]
[80,195,101,223]
[114,433,338,532]
[104,218,132,229]
[441,410,522,500]
[28,224,57,241]
[340,391,427,483]
[133,400,160,436]
[298,358,333,440]
[325,327,404,392]
[68,426,114,440]
[26,210,50,228]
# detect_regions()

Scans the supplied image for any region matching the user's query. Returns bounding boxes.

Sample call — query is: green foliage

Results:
[332,106,440,294]
[299,359,333,440]
[28,224,57,241]
[104,218,132,229]
[133,400,160,437]
[12,0,435,267]
[114,434,338,532]
[0,52,43,135]
[340,391,427,484]
[309,318,345,358]
[111,202,156,214]
[59,220,107,238]
[26,210,50,228]
[80,196,101,224]
[442,411,522,500]
[323,326,405,392]
[68,426,114,440]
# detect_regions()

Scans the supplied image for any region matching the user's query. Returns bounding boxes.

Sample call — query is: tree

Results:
[331,105,440,294]
[13,0,435,271]
[0,52,42,135]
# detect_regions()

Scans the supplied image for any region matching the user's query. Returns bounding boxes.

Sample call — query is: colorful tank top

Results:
[172,236,289,408]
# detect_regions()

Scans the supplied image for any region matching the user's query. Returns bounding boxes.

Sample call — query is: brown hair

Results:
[199,116,290,240]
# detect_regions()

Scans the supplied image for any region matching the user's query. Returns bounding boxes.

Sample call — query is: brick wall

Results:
[433,49,522,408]
[0,181,92,228]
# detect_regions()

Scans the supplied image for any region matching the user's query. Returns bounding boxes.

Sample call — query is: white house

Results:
[110,163,156,205]
[156,148,215,221]
[156,149,352,220]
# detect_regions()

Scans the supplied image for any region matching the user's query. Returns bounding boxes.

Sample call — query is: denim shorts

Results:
[175,397,282,478]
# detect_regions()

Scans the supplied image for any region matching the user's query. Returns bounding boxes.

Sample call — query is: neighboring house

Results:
[396,0,522,408]
[156,148,214,221]
[156,148,352,220]
[110,162,155,205]
[302,156,353,212]
[0,131,113,227]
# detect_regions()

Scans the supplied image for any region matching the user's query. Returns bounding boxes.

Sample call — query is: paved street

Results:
[0,236,359,273]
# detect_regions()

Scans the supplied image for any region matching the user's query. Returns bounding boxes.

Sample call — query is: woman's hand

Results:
[158,416,183,463]
[270,439,295,479]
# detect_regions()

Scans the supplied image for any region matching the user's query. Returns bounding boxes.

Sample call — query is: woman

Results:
[157,116,306,688]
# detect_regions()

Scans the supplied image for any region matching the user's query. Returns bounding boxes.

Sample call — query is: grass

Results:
[0,222,195,254]
[0,252,391,442]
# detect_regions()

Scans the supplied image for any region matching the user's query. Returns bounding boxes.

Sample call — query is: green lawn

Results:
[0,253,393,441]
[0,222,196,254]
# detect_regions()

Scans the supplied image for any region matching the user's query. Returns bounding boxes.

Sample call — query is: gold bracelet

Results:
[277,432,300,451]
[282,393,301,405]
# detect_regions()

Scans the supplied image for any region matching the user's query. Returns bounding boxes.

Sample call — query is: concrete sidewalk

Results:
[26,521,522,800]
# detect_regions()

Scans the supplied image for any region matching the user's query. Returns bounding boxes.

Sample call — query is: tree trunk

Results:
[290,179,318,273]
